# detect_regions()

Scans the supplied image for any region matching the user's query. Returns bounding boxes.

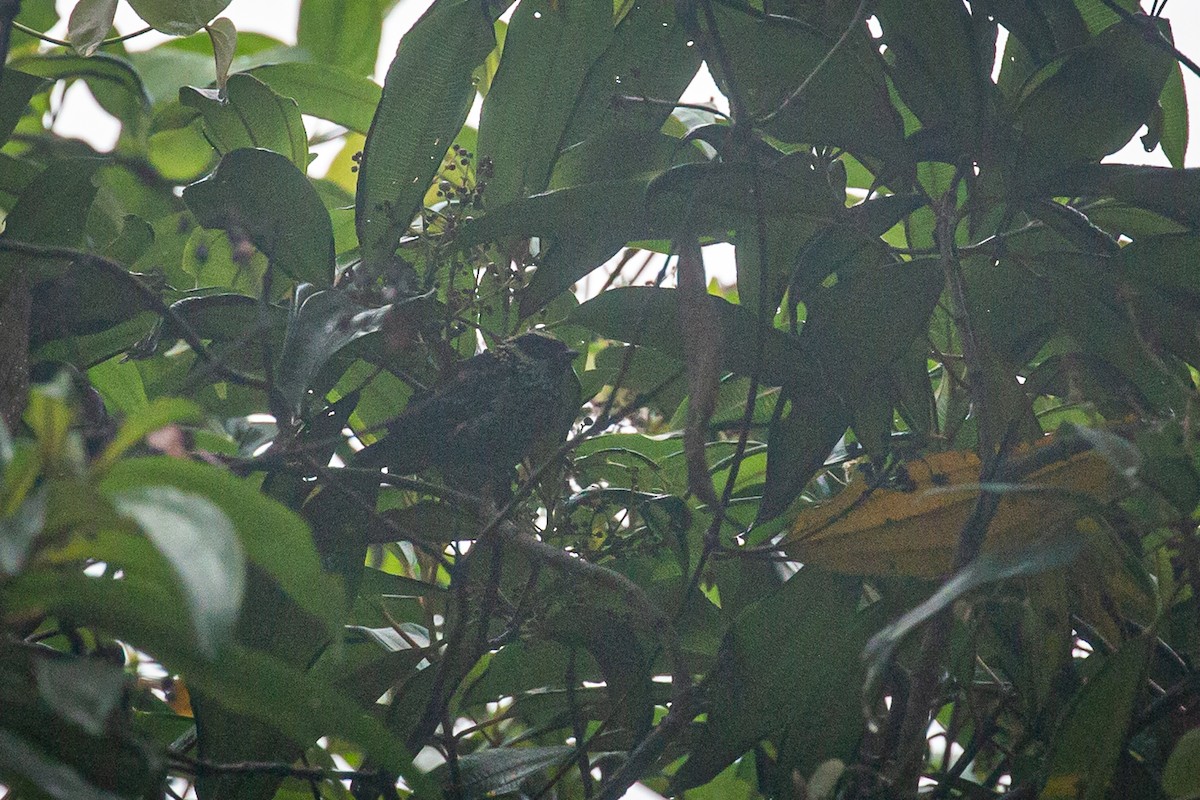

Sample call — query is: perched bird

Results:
[354,332,579,491]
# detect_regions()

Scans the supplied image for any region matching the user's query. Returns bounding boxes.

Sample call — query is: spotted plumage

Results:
[354,332,579,490]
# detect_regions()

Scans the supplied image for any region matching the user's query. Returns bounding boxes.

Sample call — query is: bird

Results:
[353,332,580,492]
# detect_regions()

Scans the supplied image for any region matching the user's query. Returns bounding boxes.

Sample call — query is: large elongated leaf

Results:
[477,0,612,207]
[875,0,989,143]
[355,0,495,269]
[1014,18,1173,173]
[247,62,381,134]
[9,53,150,128]
[1044,164,1200,228]
[0,158,101,280]
[1041,636,1151,800]
[0,69,50,145]
[110,485,245,657]
[673,567,873,790]
[561,0,702,142]
[297,0,383,77]
[98,457,343,638]
[570,286,815,388]
[707,3,907,164]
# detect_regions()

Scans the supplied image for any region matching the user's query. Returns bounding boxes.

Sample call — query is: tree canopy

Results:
[1,1,1199,799]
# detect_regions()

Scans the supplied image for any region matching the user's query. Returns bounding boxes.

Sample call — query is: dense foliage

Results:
[1,0,1199,798]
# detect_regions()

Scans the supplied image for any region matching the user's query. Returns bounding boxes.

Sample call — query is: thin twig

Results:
[11,21,155,48]
[0,239,269,390]
[1095,0,1200,79]
[758,0,874,124]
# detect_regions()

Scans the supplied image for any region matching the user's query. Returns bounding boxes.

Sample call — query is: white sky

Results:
[47,0,1200,168]
[41,0,1200,300]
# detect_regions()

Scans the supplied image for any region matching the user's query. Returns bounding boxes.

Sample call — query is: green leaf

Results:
[207,17,237,90]
[94,397,203,472]
[274,287,395,412]
[1164,728,1200,800]
[570,286,815,388]
[9,53,150,130]
[430,746,575,798]
[34,658,127,737]
[0,70,50,146]
[476,0,613,208]
[181,73,308,168]
[0,729,127,800]
[247,62,381,134]
[876,0,989,143]
[561,0,702,142]
[66,0,118,57]
[0,158,101,280]
[355,0,495,269]
[708,3,906,164]
[111,485,246,657]
[0,489,47,576]
[126,0,232,35]
[1041,636,1151,800]
[98,457,342,640]
[183,148,335,287]
[1046,165,1200,232]
[1014,18,1173,173]
[297,0,383,77]
[1159,61,1189,169]
[673,567,873,790]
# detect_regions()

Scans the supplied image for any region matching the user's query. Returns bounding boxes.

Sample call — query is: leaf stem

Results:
[11,21,154,49]
[0,239,268,391]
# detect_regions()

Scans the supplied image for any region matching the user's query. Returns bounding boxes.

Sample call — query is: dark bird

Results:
[353,332,580,491]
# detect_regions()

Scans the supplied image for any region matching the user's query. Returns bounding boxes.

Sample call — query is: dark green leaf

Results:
[183,148,335,286]
[0,158,101,280]
[0,729,127,800]
[180,73,308,168]
[0,69,50,145]
[477,0,613,207]
[1042,635,1151,800]
[674,567,872,790]
[66,0,118,57]
[247,62,381,134]
[708,3,907,164]
[431,746,574,798]
[1014,18,1173,173]
[34,658,127,737]
[111,485,246,657]
[9,53,150,129]
[355,0,495,269]
[1046,165,1200,229]
[1163,728,1200,800]
[126,0,231,35]
[570,286,814,387]
[562,0,701,142]
[298,0,383,77]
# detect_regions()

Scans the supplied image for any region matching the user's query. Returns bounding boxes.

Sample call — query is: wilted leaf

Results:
[782,438,1125,576]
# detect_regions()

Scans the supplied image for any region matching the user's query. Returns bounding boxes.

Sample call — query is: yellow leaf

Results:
[782,439,1125,577]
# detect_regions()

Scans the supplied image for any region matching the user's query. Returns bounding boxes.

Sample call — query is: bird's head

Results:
[509,332,579,370]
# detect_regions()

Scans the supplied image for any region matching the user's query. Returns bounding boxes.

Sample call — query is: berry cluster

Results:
[435,144,493,210]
